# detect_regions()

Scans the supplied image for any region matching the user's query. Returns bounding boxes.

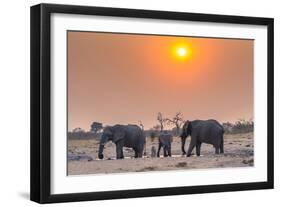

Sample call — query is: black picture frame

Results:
[30,3,274,204]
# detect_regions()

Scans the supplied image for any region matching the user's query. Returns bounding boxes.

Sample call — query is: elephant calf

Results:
[157,131,173,157]
[151,146,156,158]
[180,119,224,157]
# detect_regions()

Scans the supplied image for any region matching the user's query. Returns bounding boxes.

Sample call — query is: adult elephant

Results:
[98,124,145,159]
[157,131,173,157]
[180,119,224,157]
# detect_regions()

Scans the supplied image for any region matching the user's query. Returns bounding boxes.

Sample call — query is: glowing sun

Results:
[177,47,187,57]
[172,43,192,61]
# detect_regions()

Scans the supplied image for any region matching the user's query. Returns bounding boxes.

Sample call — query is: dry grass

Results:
[68,132,254,175]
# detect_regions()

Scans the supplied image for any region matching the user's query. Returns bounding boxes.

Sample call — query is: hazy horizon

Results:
[68,31,253,131]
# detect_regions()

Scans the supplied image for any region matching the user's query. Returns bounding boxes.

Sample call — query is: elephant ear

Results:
[183,120,190,133]
[184,120,189,129]
[113,128,126,143]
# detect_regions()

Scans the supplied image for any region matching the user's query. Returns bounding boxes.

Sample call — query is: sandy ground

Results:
[68,132,254,175]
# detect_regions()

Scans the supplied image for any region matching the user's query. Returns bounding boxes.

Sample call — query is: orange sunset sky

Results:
[68,31,253,131]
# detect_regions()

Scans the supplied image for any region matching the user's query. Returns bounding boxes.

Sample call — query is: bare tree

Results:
[165,112,185,136]
[157,112,166,132]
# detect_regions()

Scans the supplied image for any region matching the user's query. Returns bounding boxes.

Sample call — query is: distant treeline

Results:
[222,119,254,134]
[68,118,254,140]
[68,125,102,140]
[68,131,102,140]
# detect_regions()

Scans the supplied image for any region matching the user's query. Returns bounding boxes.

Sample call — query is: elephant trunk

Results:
[98,144,104,159]
[98,134,108,159]
[181,137,186,155]
[180,128,186,139]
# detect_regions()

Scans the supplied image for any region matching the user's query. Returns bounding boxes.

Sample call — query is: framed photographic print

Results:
[30,3,274,203]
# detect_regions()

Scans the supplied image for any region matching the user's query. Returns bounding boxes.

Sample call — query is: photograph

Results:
[30,3,273,203]
[67,31,254,175]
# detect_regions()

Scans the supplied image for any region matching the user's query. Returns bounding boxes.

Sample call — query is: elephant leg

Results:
[215,147,219,154]
[196,142,202,156]
[134,148,138,158]
[168,145,172,157]
[139,145,144,158]
[157,143,162,157]
[137,151,143,158]
[116,142,124,159]
[163,146,168,157]
[116,148,124,159]
[187,137,196,157]
[135,148,143,158]
[220,139,224,154]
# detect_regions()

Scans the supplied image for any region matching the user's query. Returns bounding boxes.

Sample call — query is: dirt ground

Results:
[68,132,254,175]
